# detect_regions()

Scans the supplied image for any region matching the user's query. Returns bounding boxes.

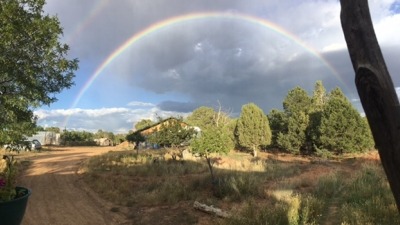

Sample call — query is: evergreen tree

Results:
[308,81,328,150]
[316,88,374,153]
[235,103,271,157]
[277,87,311,153]
[267,109,287,147]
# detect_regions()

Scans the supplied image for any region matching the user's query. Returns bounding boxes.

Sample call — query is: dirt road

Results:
[18,146,128,225]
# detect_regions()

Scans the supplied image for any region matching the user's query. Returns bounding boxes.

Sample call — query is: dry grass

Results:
[81,149,400,225]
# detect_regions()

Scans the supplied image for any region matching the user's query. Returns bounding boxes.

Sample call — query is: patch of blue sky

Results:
[390,1,400,14]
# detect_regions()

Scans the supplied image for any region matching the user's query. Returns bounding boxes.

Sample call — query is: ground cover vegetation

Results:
[82,150,400,224]
[80,82,393,224]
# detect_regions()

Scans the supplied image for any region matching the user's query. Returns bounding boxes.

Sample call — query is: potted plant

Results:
[0,155,31,225]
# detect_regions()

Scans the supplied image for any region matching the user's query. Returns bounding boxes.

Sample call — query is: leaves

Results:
[236,103,272,153]
[0,0,78,144]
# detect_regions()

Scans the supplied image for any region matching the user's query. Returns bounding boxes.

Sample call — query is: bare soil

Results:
[16,146,130,225]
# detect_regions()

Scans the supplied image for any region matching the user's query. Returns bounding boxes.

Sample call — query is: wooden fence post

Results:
[340,0,400,212]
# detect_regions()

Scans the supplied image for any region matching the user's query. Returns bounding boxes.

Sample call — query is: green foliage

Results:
[276,87,311,153]
[94,129,115,141]
[185,106,217,130]
[191,128,231,158]
[134,119,153,130]
[147,118,195,147]
[283,87,312,115]
[268,109,288,147]
[235,103,271,156]
[44,127,61,133]
[339,164,400,224]
[316,88,374,153]
[277,111,309,154]
[0,0,78,144]
[126,132,145,145]
[269,81,373,154]
[213,173,263,201]
[187,106,235,150]
[60,130,95,146]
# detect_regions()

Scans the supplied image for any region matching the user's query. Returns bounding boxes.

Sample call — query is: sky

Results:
[34,0,400,134]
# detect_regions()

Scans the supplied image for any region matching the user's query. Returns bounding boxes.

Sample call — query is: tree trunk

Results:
[253,145,258,158]
[206,156,215,181]
[340,0,400,212]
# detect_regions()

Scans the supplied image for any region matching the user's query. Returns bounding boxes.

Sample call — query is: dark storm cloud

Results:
[157,101,199,112]
[116,15,353,115]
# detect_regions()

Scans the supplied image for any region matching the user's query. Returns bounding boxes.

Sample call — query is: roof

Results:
[134,117,189,136]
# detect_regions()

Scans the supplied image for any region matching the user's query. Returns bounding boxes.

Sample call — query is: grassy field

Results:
[81,148,400,225]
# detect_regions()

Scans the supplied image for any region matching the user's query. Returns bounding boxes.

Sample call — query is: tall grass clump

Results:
[224,194,322,225]
[83,151,208,206]
[339,163,400,224]
[213,172,265,201]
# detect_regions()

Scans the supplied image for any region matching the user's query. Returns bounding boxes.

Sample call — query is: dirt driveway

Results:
[18,146,129,225]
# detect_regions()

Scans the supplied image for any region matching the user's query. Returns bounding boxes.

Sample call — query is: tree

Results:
[268,109,287,147]
[276,87,311,153]
[316,88,374,153]
[126,132,145,154]
[235,103,271,157]
[135,119,153,130]
[307,81,328,150]
[277,111,309,153]
[60,130,94,146]
[147,118,195,148]
[185,106,216,130]
[0,0,78,144]
[187,106,235,150]
[45,127,61,133]
[190,107,232,181]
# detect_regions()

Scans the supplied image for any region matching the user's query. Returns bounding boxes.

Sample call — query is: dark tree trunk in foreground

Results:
[340,0,400,212]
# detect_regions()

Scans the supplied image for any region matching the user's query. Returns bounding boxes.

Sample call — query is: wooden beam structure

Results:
[340,0,400,212]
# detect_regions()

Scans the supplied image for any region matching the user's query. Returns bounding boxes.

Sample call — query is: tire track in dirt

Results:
[17,147,129,225]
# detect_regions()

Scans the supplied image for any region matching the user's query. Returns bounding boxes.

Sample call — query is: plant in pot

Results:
[0,155,31,225]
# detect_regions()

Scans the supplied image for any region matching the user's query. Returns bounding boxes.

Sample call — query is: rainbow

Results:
[64,11,345,127]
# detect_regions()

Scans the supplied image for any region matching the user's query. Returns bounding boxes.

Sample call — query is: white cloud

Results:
[127,101,155,107]
[34,104,190,134]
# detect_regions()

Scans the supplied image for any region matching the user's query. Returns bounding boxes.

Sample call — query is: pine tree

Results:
[317,88,374,153]
[236,103,271,157]
[268,109,288,147]
[277,87,311,153]
[308,81,328,150]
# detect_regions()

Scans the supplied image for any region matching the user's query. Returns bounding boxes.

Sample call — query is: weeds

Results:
[83,150,400,225]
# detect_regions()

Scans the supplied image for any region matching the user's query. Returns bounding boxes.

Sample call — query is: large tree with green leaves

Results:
[316,88,374,153]
[190,107,232,181]
[191,127,230,181]
[0,0,78,144]
[185,106,216,130]
[235,103,271,157]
